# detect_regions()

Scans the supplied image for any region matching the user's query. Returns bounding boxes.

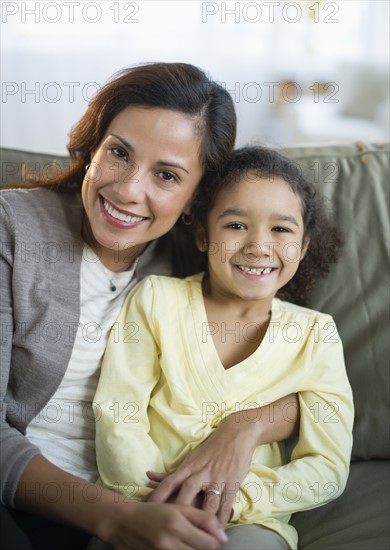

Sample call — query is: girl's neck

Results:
[201,275,274,320]
[201,275,273,369]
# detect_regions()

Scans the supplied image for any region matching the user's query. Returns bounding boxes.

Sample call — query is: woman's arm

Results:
[1,198,225,549]
[207,317,353,526]
[145,393,299,526]
[15,455,227,550]
[0,197,44,507]
[148,317,353,527]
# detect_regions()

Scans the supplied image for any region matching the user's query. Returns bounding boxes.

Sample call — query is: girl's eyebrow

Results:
[273,214,300,227]
[217,208,247,219]
[111,133,189,174]
[218,209,300,227]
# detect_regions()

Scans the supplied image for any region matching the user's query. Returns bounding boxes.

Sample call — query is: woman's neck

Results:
[99,246,145,273]
[81,218,146,272]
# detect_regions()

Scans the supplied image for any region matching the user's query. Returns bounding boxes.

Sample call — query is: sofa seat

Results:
[291,461,390,549]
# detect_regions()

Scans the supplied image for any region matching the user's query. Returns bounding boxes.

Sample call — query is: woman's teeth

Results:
[238,266,273,275]
[104,200,144,223]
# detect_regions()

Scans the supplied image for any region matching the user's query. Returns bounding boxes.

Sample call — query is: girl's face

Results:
[82,106,203,270]
[202,173,308,308]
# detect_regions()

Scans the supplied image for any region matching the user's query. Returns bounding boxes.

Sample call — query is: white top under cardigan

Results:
[26,246,139,481]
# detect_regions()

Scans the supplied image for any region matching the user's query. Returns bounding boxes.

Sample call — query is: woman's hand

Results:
[15,455,227,550]
[145,394,299,526]
[100,501,227,550]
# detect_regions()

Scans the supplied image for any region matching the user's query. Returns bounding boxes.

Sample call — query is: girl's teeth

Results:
[238,266,273,275]
[104,200,144,223]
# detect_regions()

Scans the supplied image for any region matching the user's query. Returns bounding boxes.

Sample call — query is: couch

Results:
[1,142,389,549]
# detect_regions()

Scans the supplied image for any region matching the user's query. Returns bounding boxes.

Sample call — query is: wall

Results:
[1,0,389,154]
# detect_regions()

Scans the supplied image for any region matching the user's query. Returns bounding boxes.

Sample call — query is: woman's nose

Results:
[115,164,147,203]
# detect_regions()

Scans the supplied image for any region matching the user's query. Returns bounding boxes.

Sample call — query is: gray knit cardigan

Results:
[0,186,201,507]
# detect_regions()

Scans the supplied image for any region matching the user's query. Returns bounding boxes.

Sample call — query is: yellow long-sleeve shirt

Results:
[94,273,354,549]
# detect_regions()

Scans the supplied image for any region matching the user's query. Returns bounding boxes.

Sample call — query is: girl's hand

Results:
[144,412,257,526]
[145,394,299,526]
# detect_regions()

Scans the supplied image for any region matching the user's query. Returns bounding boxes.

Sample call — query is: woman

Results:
[0,62,298,550]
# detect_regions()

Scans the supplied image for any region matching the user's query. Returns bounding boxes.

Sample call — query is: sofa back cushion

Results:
[282,142,389,460]
[1,142,389,460]
[1,148,71,187]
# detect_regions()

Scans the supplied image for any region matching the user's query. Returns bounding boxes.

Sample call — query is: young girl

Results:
[93,147,354,550]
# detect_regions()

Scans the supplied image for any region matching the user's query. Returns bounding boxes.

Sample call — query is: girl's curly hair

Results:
[191,146,343,306]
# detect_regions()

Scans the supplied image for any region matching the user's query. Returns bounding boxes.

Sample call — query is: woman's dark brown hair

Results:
[38,62,236,190]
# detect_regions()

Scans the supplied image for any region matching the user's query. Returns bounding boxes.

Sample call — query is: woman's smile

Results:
[100,196,149,227]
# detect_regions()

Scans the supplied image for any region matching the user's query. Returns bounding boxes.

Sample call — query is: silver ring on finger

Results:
[205,489,221,496]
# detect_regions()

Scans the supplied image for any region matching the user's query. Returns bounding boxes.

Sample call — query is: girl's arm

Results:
[212,316,353,526]
[96,276,300,527]
[15,455,227,549]
[146,393,299,526]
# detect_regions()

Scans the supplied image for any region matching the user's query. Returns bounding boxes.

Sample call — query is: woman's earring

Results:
[85,164,90,172]
[181,213,194,225]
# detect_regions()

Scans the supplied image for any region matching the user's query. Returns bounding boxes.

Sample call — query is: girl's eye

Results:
[228,222,246,230]
[273,226,290,233]
[110,146,128,161]
[156,171,178,183]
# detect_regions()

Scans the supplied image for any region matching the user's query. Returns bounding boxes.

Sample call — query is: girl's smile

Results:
[235,264,276,278]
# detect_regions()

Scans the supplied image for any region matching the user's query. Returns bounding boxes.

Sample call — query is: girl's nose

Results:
[243,232,272,260]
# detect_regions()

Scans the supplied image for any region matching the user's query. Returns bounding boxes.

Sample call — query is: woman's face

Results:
[81,106,203,270]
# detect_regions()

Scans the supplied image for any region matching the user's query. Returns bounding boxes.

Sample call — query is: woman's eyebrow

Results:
[156,161,189,174]
[111,133,189,174]
[111,133,134,152]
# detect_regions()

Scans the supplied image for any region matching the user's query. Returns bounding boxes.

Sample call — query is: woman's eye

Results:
[110,147,128,161]
[156,171,178,183]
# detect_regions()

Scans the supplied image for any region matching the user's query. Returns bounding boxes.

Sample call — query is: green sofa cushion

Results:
[291,460,390,550]
[1,147,71,187]
[290,460,390,549]
[281,142,389,461]
[1,142,389,461]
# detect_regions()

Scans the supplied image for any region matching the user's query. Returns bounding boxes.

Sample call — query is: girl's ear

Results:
[194,224,208,253]
[300,237,310,260]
